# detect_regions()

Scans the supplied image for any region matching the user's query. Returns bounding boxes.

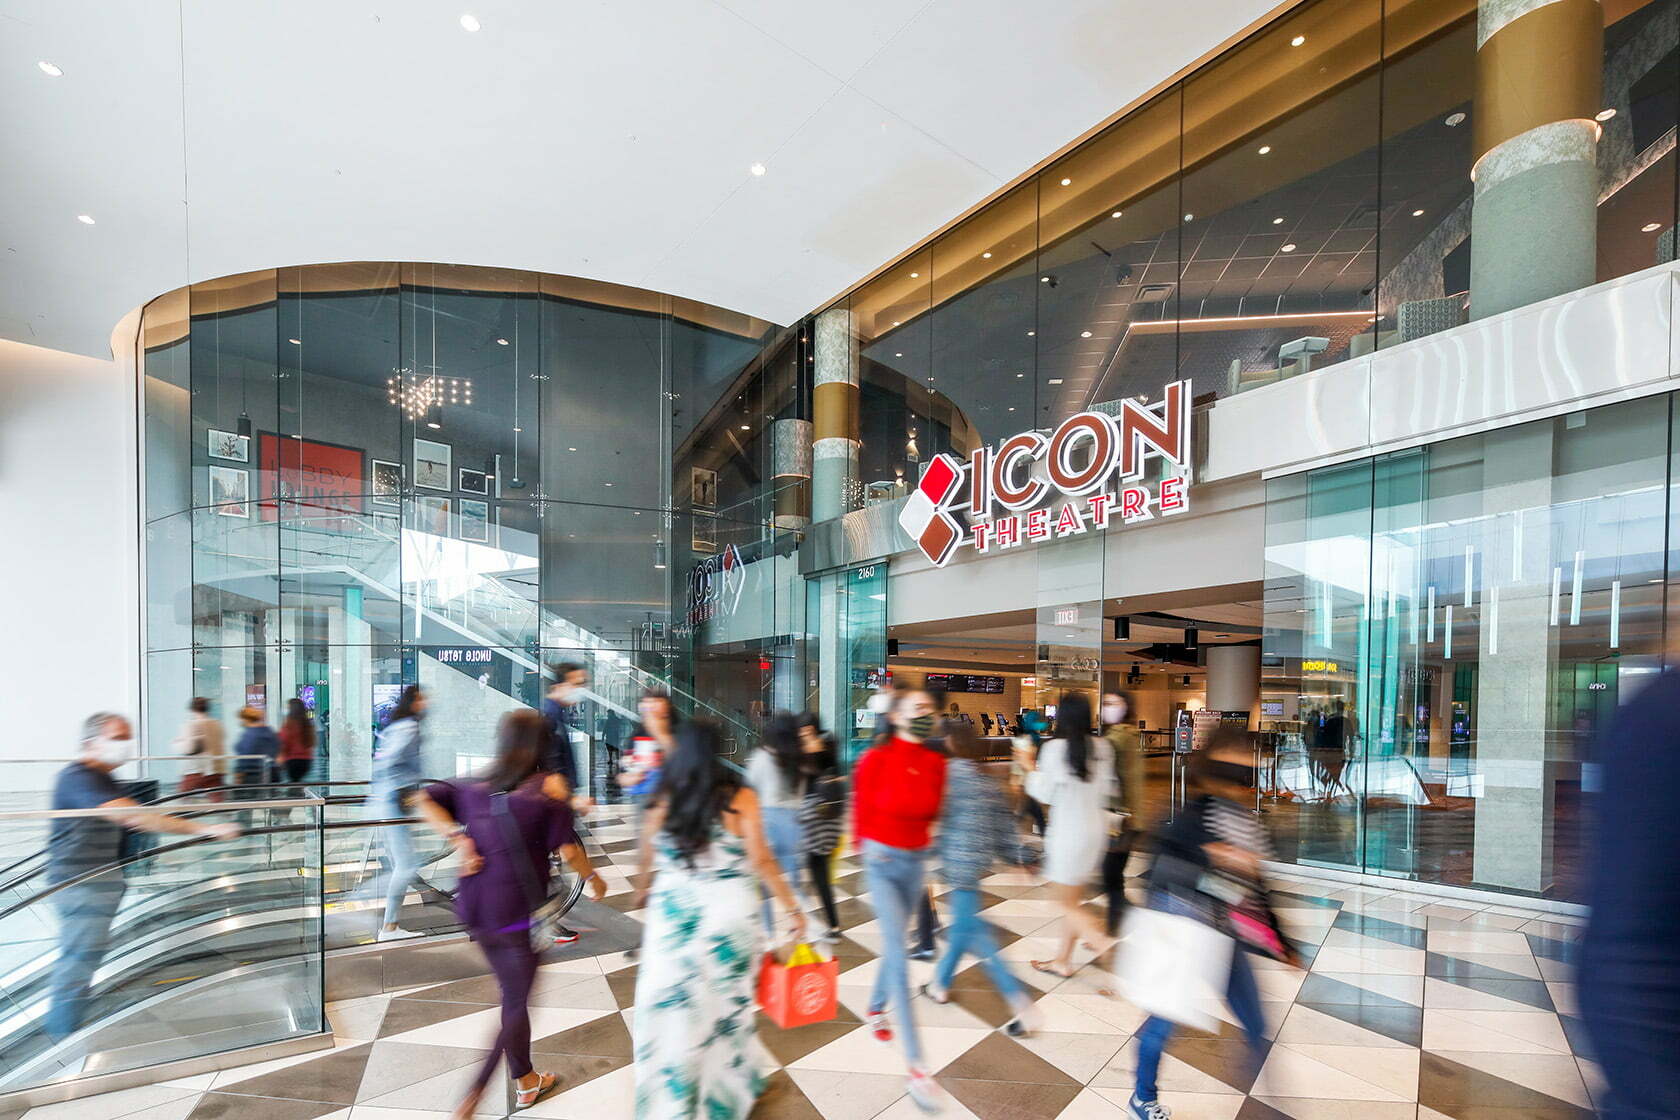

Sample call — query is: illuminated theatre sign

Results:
[899,379,1193,567]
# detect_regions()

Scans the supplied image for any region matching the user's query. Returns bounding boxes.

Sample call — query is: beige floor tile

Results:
[1421,1008,1570,1053]
[1425,929,1532,955]
[1430,1049,1591,1108]
[1276,1004,1411,1049]
[1252,1045,1411,1102]
[786,1069,910,1120]
[1090,1087,1245,1119]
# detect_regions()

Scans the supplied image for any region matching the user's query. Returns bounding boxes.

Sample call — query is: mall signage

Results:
[687,542,746,626]
[900,379,1193,567]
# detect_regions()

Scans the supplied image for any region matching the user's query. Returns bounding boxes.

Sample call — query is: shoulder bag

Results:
[490,789,568,952]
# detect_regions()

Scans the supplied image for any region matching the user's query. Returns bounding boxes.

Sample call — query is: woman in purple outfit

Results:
[416,709,608,1118]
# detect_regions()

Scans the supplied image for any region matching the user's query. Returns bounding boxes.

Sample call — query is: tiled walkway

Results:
[27,810,1598,1120]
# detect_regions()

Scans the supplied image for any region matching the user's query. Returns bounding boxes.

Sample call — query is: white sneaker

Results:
[905,1068,944,1114]
[1128,1095,1171,1120]
[377,926,423,942]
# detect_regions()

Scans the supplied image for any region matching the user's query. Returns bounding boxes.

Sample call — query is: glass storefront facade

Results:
[815,0,1680,512]
[140,264,802,782]
[1264,394,1675,904]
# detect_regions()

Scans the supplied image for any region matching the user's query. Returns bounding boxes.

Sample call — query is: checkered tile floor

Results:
[49,809,1601,1120]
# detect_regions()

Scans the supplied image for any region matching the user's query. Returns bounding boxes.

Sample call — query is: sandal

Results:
[1029,959,1075,979]
[515,1072,557,1110]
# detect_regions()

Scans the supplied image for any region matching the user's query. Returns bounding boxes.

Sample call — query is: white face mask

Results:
[92,735,137,770]
[1101,704,1125,725]
[555,684,579,704]
[866,692,892,714]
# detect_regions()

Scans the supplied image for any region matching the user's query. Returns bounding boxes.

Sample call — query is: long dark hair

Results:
[1055,693,1094,782]
[763,711,803,788]
[657,721,741,867]
[797,711,835,775]
[482,709,547,793]
[391,684,424,724]
[284,698,317,750]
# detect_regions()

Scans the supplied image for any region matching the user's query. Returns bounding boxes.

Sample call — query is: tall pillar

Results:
[812,308,859,523]
[770,418,812,531]
[1206,644,1260,719]
[1469,0,1602,320]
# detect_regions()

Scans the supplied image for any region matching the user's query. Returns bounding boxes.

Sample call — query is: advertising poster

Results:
[259,433,366,528]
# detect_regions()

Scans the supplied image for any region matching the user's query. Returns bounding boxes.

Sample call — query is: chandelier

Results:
[386,368,473,419]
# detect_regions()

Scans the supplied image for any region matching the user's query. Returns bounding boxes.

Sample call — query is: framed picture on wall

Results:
[458,498,490,543]
[458,468,488,495]
[207,429,249,463]
[692,511,717,553]
[209,465,250,517]
[414,495,451,536]
[413,438,452,491]
[371,459,403,507]
[691,466,718,510]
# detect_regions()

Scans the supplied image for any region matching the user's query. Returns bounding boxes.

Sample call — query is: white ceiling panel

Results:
[2,0,1272,357]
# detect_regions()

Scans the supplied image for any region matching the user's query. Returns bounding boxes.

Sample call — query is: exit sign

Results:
[1055,607,1080,626]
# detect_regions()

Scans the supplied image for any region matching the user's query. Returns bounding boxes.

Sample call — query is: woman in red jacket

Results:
[852,687,947,1114]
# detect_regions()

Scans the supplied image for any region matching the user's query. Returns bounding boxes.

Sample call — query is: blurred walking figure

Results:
[633,721,804,1119]
[413,710,607,1119]
[277,699,317,798]
[1581,669,1680,1120]
[1101,691,1145,936]
[46,713,239,1040]
[921,720,1038,1036]
[173,696,226,796]
[1127,728,1293,1120]
[618,688,675,802]
[540,661,587,797]
[1029,693,1117,979]
[797,712,845,941]
[371,685,426,941]
[852,686,947,1113]
[233,707,280,799]
[747,711,807,934]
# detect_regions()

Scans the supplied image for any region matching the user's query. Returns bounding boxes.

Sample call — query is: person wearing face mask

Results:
[851,687,948,1114]
[1101,691,1145,936]
[47,713,241,1039]
[371,685,428,941]
[541,662,591,945]
[1126,727,1295,1120]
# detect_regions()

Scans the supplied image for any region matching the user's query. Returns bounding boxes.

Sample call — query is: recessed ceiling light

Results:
[982,251,992,259]
[1040,276,1050,283]
[1080,330,1093,338]
[909,271,919,278]
[895,352,903,357]
[459,13,481,31]
[512,426,522,432]
[1007,406,1016,411]
[1111,210,1123,218]
[1258,145,1272,155]
[288,337,302,344]
[750,162,766,176]
[604,481,613,486]
[1184,213,1194,222]
[1047,378,1064,385]
[1060,177,1072,187]
[568,446,578,451]
[1272,217,1284,225]
[1281,243,1297,252]
[76,213,95,225]
[427,421,442,430]
[740,424,750,430]
[1015,373,1025,378]
[1643,222,1663,232]
[1290,34,1305,46]
[37,60,63,77]
[496,337,508,345]
[1412,209,1425,217]
[1027,330,1035,337]
[1595,108,1617,122]
[1445,111,1466,127]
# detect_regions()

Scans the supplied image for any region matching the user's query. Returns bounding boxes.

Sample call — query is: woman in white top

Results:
[746,711,807,934]
[1030,693,1118,978]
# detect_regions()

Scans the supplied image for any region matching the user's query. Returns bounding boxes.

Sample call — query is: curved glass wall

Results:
[822,0,1680,507]
[141,264,799,782]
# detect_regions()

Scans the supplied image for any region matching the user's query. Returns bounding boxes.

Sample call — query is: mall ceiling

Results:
[1,0,1280,360]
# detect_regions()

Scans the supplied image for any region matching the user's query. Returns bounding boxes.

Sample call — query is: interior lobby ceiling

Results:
[1,0,1281,359]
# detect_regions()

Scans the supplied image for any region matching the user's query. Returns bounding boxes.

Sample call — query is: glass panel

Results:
[142,288,191,522]
[1594,0,1680,286]
[145,510,193,653]
[854,250,932,502]
[1181,0,1381,391]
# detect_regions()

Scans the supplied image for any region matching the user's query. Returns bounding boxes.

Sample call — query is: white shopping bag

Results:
[1112,906,1234,1032]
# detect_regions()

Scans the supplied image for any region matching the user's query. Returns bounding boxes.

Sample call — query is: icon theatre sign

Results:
[899,380,1193,567]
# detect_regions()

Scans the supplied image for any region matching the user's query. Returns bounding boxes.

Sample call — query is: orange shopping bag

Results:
[757,942,838,1029]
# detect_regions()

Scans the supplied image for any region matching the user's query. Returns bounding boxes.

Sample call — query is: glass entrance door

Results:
[808,561,888,769]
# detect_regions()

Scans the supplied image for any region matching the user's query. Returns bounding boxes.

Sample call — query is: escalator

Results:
[0,782,594,1097]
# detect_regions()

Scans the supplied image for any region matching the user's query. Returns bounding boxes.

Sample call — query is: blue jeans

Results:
[1133,899,1266,1102]
[378,793,417,927]
[862,839,926,1067]
[933,887,1022,1004]
[760,806,802,934]
[47,880,125,1040]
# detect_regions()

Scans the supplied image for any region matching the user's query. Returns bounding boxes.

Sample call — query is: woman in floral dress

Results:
[633,721,806,1119]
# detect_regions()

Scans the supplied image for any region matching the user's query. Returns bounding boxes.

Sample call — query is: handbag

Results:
[1113,905,1234,1031]
[757,942,839,1029]
[490,789,568,952]
[1023,766,1052,806]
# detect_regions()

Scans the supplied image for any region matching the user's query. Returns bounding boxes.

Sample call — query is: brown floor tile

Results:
[188,1094,344,1120]
[1418,1052,1595,1118]
[938,1075,1082,1120]
[355,1041,489,1103]
[749,1070,824,1118]
[756,1017,859,1066]
[944,982,1016,1028]
[607,966,640,1008]
[217,1042,373,1105]
[940,1033,1080,1085]
[375,997,485,1039]
[532,1009,635,1059]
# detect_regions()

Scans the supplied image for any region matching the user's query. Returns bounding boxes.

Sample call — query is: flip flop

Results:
[515,1072,558,1110]
[1029,959,1075,979]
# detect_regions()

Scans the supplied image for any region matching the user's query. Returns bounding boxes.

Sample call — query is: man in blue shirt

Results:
[47,712,240,1039]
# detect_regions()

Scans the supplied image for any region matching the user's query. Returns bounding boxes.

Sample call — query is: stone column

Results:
[812,308,860,523]
[1206,644,1260,719]
[1469,0,1602,320]
[770,418,812,531]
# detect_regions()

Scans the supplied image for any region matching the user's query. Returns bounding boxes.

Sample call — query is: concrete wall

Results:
[0,336,139,762]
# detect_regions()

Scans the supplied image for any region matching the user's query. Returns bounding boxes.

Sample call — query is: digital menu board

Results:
[924,673,1006,694]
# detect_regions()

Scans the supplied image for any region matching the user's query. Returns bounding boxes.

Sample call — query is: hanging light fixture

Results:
[654,539,667,570]
[1184,627,1198,650]
[1113,616,1130,640]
